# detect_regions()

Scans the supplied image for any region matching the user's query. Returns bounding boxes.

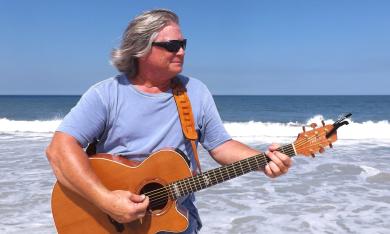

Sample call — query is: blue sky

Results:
[0,0,389,95]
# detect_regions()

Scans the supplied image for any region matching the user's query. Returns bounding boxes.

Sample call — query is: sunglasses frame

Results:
[152,39,187,53]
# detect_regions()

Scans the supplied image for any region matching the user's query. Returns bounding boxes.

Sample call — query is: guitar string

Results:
[147,146,289,208]
[147,150,276,208]
[147,140,318,208]
[146,130,332,208]
[147,152,273,209]
[147,137,324,208]
[146,144,295,204]
[145,151,270,200]
[147,147,302,209]
[145,145,287,202]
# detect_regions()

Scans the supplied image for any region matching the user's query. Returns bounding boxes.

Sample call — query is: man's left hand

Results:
[264,144,292,178]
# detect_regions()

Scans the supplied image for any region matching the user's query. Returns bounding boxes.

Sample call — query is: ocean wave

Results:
[1,116,390,141]
[224,115,390,141]
[359,165,381,179]
[0,118,61,133]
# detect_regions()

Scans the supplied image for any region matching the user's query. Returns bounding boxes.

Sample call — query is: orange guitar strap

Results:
[171,79,202,174]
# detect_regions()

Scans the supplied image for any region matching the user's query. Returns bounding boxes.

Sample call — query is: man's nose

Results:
[176,47,185,56]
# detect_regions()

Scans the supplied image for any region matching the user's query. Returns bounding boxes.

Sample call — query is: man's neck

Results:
[130,74,174,94]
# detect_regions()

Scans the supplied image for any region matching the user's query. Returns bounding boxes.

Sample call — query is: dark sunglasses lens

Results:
[167,40,186,52]
[153,40,187,52]
[166,41,181,52]
[182,39,187,50]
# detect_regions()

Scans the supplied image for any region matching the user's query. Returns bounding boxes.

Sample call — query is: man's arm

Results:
[210,139,292,178]
[46,131,149,223]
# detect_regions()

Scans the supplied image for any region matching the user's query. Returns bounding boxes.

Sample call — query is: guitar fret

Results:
[183,180,189,195]
[184,180,189,195]
[167,184,175,200]
[167,143,298,199]
[252,157,259,170]
[198,175,204,189]
[229,165,235,177]
[179,180,184,197]
[259,153,268,168]
[190,176,196,192]
[216,168,223,183]
[167,185,174,200]
[254,155,261,170]
[232,165,237,177]
[187,180,192,194]
[230,164,236,177]
[229,166,233,179]
[211,170,218,185]
[259,154,266,168]
[222,167,229,181]
[253,156,258,167]
[186,179,192,194]
[280,146,286,155]
[239,161,245,175]
[232,164,237,177]
[194,176,200,191]
[224,166,230,179]
[188,178,195,194]
[244,158,251,172]
[283,145,290,156]
[278,144,295,158]
[204,171,213,188]
[172,181,181,198]
[200,175,206,189]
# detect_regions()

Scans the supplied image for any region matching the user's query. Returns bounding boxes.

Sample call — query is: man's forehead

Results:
[155,23,183,40]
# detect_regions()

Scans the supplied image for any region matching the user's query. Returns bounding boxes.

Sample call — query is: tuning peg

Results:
[310,123,317,129]
[319,147,325,153]
[302,126,309,138]
[321,120,325,126]
[310,149,315,158]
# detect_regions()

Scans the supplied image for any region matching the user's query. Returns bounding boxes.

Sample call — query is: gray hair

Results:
[111,9,179,78]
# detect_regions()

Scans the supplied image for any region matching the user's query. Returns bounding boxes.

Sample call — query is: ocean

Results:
[0,95,389,234]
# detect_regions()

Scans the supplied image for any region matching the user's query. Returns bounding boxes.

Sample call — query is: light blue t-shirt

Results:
[57,74,231,233]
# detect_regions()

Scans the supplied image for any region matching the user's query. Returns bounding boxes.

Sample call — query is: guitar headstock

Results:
[294,113,351,157]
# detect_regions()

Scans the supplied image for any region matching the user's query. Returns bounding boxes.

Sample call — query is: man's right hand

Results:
[46,132,150,224]
[100,190,150,223]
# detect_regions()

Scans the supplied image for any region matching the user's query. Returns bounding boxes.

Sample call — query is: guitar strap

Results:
[171,78,202,174]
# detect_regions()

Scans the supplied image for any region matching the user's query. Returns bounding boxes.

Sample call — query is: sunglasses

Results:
[152,39,187,53]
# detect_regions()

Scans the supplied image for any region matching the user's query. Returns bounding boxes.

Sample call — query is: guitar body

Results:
[51,149,192,234]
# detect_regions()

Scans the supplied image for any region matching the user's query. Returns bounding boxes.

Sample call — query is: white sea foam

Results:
[1,116,389,141]
[224,116,390,141]
[359,165,381,179]
[0,118,61,133]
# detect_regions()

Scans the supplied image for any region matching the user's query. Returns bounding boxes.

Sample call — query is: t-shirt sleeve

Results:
[198,87,231,151]
[57,87,107,147]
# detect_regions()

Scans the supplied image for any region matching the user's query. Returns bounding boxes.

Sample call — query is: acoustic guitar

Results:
[51,114,351,234]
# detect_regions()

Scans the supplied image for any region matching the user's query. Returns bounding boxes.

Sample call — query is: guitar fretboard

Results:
[166,144,296,200]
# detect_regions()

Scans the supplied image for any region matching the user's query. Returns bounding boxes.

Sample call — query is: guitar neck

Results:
[167,143,296,199]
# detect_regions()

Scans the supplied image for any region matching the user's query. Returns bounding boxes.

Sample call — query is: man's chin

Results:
[170,66,183,74]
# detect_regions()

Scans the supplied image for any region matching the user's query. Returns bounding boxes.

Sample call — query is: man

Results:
[46,9,292,233]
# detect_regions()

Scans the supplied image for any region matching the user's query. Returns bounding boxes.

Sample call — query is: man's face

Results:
[140,23,185,79]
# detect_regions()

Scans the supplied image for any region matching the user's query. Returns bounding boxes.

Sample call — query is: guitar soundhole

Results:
[140,182,168,212]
